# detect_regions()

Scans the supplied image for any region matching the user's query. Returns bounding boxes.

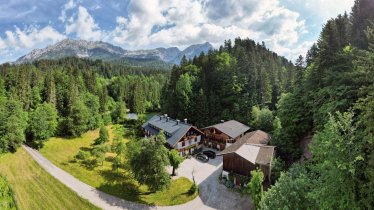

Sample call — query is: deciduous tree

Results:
[247,169,264,209]
[168,149,184,176]
[126,132,170,191]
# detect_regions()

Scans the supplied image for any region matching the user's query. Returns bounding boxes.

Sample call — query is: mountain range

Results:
[15,39,213,65]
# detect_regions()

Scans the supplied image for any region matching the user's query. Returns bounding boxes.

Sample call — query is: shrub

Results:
[93,126,109,145]
[247,169,264,209]
[0,175,17,210]
[188,183,198,195]
[74,150,90,161]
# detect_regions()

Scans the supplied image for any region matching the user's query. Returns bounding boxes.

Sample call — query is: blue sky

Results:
[0,0,354,63]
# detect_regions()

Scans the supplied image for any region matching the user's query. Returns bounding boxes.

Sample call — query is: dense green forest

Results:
[264,0,374,208]
[161,0,374,208]
[161,38,296,127]
[0,57,167,153]
[0,0,373,208]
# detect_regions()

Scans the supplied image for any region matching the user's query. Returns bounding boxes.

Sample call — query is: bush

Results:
[188,183,198,195]
[94,126,109,145]
[83,158,98,168]
[247,169,264,209]
[192,147,203,155]
[0,175,17,210]
[74,150,90,161]
[225,181,235,188]
[270,157,286,183]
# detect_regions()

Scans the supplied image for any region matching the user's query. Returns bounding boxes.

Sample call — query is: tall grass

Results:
[0,175,17,210]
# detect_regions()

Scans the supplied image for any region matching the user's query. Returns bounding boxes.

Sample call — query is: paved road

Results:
[23,145,251,210]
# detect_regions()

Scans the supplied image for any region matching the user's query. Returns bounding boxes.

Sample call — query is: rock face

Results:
[15,39,213,64]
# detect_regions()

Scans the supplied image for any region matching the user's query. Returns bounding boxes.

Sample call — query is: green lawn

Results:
[0,149,100,210]
[144,112,159,120]
[40,125,198,206]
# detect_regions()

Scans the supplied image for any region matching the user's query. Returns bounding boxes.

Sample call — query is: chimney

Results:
[221,120,225,123]
[160,115,162,120]
[176,119,180,125]
[184,118,188,124]
[167,117,170,122]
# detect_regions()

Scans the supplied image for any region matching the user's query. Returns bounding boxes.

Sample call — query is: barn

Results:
[220,130,275,181]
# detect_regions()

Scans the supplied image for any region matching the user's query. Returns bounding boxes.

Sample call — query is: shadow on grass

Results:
[97,169,154,206]
[105,156,114,162]
[96,182,154,209]
[79,147,91,152]
[54,135,78,140]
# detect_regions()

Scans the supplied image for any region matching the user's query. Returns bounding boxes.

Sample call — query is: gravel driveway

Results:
[169,153,252,210]
[23,145,252,210]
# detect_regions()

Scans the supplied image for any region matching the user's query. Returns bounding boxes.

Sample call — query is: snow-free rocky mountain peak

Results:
[15,39,213,65]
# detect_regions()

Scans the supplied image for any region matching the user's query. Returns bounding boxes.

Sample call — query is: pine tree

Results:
[66,98,89,137]
[28,102,58,147]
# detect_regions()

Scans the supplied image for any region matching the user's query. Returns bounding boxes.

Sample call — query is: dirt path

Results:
[23,145,251,210]
[22,145,218,210]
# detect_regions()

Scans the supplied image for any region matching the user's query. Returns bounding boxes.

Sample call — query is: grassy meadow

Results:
[39,125,197,206]
[0,149,100,210]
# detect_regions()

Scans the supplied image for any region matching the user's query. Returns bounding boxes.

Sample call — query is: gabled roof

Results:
[220,130,271,154]
[142,115,202,146]
[223,144,275,166]
[255,146,275,165]
[236,143,260,163]
[203,120,250,139]
[220,130,274,165]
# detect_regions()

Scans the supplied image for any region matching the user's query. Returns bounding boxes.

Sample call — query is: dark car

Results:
[203,150,216,159]
[196,154,209,162]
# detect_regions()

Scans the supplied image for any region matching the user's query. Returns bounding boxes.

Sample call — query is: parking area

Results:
[168,148,252,210]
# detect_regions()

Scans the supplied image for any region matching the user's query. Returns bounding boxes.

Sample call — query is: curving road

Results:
[22,145,251,210]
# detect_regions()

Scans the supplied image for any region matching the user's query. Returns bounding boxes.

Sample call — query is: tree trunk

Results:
[172,167,176,176]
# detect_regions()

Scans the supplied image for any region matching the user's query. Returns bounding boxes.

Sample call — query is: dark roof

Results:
[220,130,274,165]
[220,130,271,154]
[203,120,250,139]
[142,115,201,146]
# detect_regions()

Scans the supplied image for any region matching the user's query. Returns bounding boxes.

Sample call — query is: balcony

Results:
[175,136,200,149]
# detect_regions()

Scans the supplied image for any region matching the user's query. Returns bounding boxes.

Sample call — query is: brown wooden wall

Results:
[223,153,270,179]
[223,153,256,177]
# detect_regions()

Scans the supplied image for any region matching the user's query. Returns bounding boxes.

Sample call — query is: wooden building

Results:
[202,120,250,151]
[142,114,203,156]
[220,130,275,181]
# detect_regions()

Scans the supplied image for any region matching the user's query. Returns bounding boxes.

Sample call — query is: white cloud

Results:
[103,0,309,60]
[5,31,17,46]
[272,40,314,62]
[0,25,66,63]
[59,0,77,22]
[14,6,38,19]
[2,0,350,63]
[9,26,65,49]
[0,38,7,50]
[304,0,354,21]
[65,6,103,40]
[116,16,128,25]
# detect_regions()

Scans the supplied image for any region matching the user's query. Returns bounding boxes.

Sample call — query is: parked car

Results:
[196,153,209,162]
[203,150,216,159]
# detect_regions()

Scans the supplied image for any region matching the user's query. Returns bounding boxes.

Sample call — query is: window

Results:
[182,141,185,147]
[195,137,197,142]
